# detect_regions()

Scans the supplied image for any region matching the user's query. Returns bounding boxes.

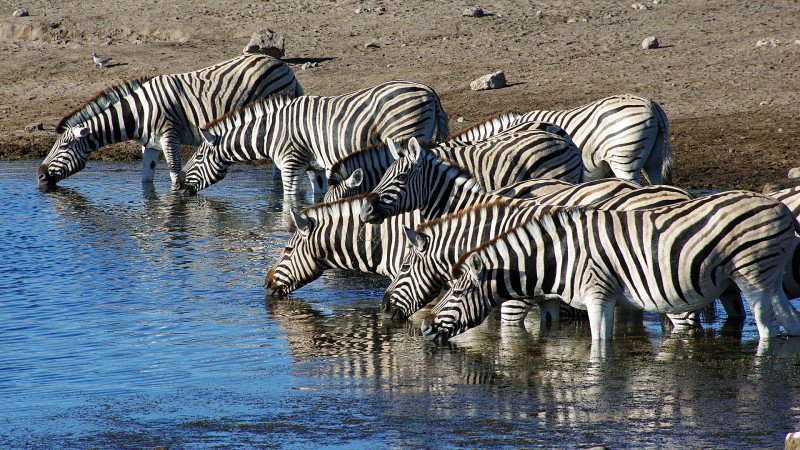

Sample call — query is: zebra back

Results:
[516,94,672,185]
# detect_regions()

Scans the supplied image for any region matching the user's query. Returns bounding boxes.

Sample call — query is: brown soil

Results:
[2,0,799,191]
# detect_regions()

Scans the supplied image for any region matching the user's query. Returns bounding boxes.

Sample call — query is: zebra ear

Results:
[290,210,313,234]
[407,137,422,163]
[403,226,428,252]
[345,169,363,188]
[71,126,90,139]
[200,128,218,146]
[386,137,401,160]
[467,253,484,278]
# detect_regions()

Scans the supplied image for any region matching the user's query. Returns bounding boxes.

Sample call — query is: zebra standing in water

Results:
[421,191,800,342]
[382,184,695,321]
[263,194,422,297]
[177,81,448,200]
[510,94,673,185]
[39,54,303,187]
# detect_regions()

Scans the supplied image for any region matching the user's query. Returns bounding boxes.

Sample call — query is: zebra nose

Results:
[37,164,55,186]
[381,291,399,319]
[360,193,385,224]
[176,171,196,195]
[420,316,440,340]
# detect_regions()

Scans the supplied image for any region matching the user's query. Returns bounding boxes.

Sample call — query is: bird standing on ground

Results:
[92,52,112,69]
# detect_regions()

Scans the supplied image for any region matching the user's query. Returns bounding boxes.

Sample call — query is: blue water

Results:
[1,160,799,449]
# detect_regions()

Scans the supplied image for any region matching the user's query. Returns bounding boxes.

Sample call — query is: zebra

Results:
[176,80,449,200]
[263,194,422,297]
[420,191,800,342]
[359,137,639,225]
[325,130,581,202]
[38,54,304,187]
[382,184,694,321]
[503,94,672,185]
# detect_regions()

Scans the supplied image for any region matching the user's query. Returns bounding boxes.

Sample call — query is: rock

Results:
[631,3,651,10]
[642,36,659,49]
[25,122,43,132]
[456,116,465,123]
[470,71,507,91]
[788,168,800,180]
[301,62,318,70]
[786,431,800,450]
[364,42,380,49]
[763,182,785,194]
[354,7,369,14]
[756,38,779,48]
[12,8,28,17]
[243,28,286,59]
[463,7,484,17]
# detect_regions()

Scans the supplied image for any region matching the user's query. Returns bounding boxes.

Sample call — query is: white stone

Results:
[470,71,507,91]
[243,29,286,58]
[642,36,659,49]
[788,168,800,179]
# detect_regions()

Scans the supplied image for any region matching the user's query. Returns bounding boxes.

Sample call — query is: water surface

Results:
[1,161,799,449]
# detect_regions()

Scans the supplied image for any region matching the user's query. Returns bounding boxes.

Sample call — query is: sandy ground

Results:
[1,0,799,190]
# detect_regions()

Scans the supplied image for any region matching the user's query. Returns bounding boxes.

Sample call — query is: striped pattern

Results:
[39,54,303,186]
[178,80,448,198]
[383,184,693,320]
[421,191,800,341]
[263,194,421,296]
[514,94,673,184]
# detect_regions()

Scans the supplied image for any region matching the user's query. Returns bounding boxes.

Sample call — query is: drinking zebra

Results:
[39,54,303,187]
[263,194,421,297]
[359,137,638,224]
[177,80,448,200]
[383,185,695,321]
[511,94,673,185]
[421,191,800,341]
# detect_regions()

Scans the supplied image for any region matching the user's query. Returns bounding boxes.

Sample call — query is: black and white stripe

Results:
[383,184,693,320]
[514,94,673,184]
[421,191,800,341]
[39,54,303,187]
[263,194,421,296]
[178,81,448,199]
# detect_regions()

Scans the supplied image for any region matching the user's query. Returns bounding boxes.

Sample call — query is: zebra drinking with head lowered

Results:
[39,54,303,188]
[176,80,448,201]
[382,184,696,322]
[421,191,800,342]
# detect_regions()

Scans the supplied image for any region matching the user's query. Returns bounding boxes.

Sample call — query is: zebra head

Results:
[382,227,444,319]
[264,210,328,296]
[323,168,364,203]
[38,126,95,187]
[177,129,229,194]
[421,252,495,341]
[361,137,425,224]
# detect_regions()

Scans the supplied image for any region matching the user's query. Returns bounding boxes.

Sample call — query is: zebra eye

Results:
[400,263,411,272]
[396,173,408,182]
[283,246,294,255]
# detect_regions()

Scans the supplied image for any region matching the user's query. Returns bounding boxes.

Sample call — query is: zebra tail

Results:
[653,100,674,185]
[432,90,449,143]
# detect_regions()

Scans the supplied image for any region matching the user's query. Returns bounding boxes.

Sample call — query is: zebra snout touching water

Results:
[38,54,303,188]
[178,80,448,200]
[422,191,800,342]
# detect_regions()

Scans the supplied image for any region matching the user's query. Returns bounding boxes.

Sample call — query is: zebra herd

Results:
[40,53,800,348]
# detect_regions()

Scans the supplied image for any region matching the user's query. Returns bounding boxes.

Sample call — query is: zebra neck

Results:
[87,97,140,148]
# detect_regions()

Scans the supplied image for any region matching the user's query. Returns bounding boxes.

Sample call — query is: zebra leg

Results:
[306,169,328,201]
[718,285,746,319]
[500,299,535,324]
[160,134,183,186]
[665,311,702,332]
[584,296,616,340]
[768,289,800,336]
[141,146,160,183]
[738,283,780,339]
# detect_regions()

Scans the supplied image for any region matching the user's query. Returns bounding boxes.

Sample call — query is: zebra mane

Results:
[444,110,520,142]
[327,136,437,185]
[202,91,297,133]
[449,205,584,278]
[56,76,154,132]
[415,199,514,235]
[289,193,372,232]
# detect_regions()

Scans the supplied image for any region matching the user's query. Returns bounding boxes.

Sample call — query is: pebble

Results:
[456,116,465,123]
[470,71,507,91]
[756,38,779,48]
[301,62,318,70]
[25,122,43,132]
[364,42,380,49]
[788,168,800,180]
[12,8,28,17]
[631,3,651,10]
[642,36,659,49]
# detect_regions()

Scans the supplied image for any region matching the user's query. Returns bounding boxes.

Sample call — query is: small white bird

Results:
[92,52,112,69]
